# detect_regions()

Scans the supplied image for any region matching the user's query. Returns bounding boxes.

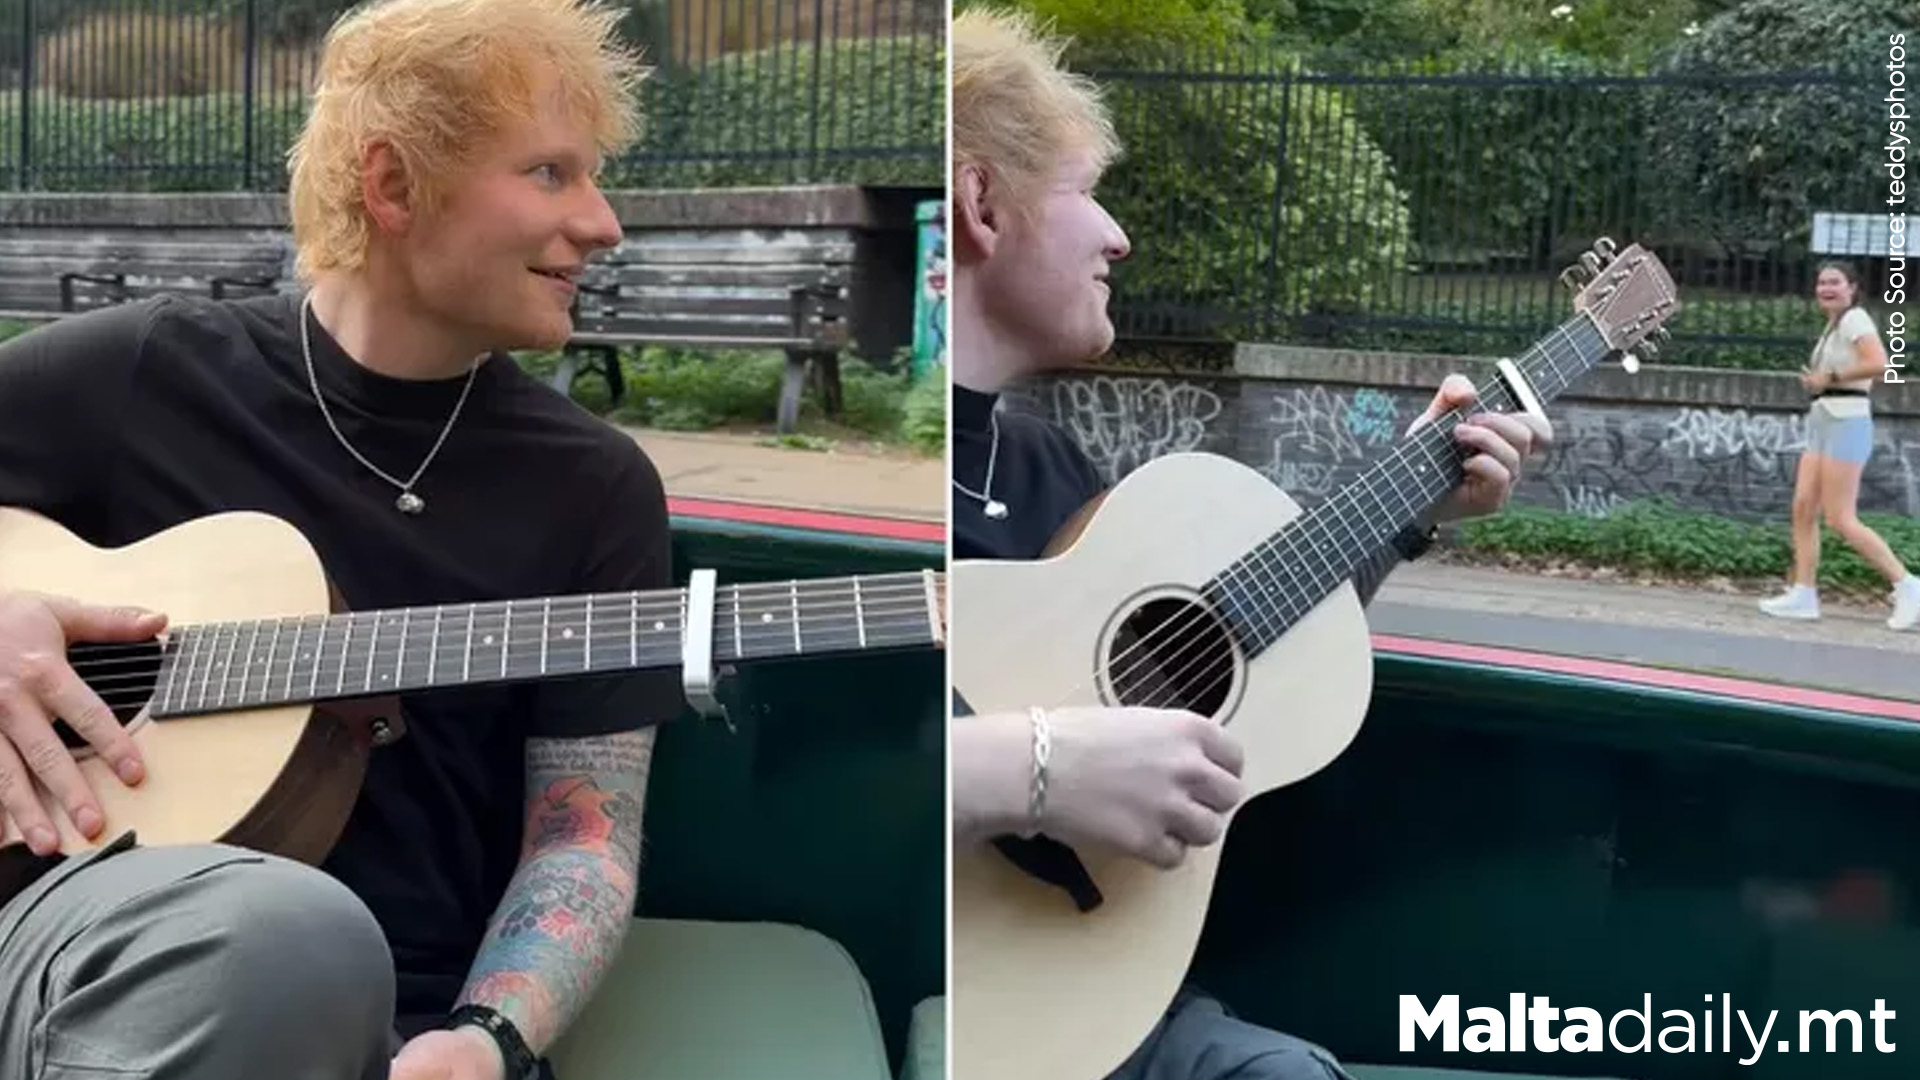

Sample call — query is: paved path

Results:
[622,426,944,522]
[1371,560,1920,702]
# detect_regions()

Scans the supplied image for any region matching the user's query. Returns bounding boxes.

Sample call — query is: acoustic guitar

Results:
[950,239,1679,1080]
[0,506,945,904]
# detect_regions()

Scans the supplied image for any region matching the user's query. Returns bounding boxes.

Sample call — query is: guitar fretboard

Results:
[144,571,943,718]
[1205,314,1606,656]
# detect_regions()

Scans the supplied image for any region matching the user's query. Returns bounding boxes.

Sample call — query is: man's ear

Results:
[360,141,414,237]
[952,162,1001,262]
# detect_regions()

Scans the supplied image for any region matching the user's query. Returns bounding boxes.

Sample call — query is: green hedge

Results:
[612,34,944,189]
[0,35,942,191]
[1351,47,1640,273]
[1637,0,1906,264]
[1089,46,1414,340]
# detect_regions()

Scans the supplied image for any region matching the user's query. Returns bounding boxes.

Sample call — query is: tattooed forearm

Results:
[458,727,655,1053]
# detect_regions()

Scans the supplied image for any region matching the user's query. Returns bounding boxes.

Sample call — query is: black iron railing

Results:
[0,0,943,192]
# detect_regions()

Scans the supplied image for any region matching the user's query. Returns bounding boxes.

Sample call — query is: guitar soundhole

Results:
[56,640,161,750]
[1104,597,1236,718]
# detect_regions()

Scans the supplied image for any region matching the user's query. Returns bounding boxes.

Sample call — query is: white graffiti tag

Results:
[1052,376,1224,482]
[1259,386,1406,499]
[1558,484,1630,519]
[1662,408,1806,467]
[1269,386,1387,465]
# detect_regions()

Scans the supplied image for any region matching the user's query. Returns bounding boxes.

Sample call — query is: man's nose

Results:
[576,181,624,251]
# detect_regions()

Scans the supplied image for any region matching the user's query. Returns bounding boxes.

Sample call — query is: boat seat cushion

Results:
[900,995,945,1080]
[546,917,891,1080]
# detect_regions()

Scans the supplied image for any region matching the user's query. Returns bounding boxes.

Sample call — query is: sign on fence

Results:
[1811,212,1913,257]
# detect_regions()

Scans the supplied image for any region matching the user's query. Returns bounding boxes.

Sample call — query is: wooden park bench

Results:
[558,224,852,433]
[0,195,293,324]
[0,230,290,323]
[0,188,930,436]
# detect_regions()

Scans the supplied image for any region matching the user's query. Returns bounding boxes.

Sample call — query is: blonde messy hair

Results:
[287,0,647,279]
[951,6,1119,216]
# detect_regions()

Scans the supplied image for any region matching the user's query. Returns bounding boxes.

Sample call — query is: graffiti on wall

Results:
[1018,372,1920,523]
[1540,406,1917,521]
[1258,386,1407,497]
[1048,375,1226,483]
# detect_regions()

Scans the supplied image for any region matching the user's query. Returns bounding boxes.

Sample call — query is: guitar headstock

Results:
[1559,237,1680,374]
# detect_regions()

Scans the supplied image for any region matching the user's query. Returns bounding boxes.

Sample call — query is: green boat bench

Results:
[545,499,947,1080]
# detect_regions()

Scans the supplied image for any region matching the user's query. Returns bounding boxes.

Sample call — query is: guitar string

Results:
[1090,402,1485,703]
[1110,417,1475,711]
[67,590,944,686]
[1103,326,1591,710]
[68,588,942,710]
[1106,329,1594,713]
[1089,323,1594,714]
[70,594,941,702]
[63,579,940,679]
[72,601,945,698]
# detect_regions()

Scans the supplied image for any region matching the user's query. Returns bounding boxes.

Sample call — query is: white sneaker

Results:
[1759,585,1820,621]
[1889,577,1920,631]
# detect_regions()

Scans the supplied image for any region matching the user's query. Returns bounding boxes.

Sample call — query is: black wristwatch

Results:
[445,1003,539,1080]
[1390,521,1438,561]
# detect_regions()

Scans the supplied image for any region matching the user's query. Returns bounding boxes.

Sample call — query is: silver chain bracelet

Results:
[1025,705,1051,836]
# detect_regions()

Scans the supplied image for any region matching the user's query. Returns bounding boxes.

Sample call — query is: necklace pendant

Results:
[396,491,426,515]
[984,499,1009,520]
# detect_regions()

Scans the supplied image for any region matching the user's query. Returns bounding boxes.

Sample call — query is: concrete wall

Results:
[1001,343,1920,523]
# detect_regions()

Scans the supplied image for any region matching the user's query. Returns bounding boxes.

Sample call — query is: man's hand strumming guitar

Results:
[0,590,160,855]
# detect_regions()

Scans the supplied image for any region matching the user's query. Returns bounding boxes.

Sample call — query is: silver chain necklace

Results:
[952,408,1009,520]
[299,292,479,515]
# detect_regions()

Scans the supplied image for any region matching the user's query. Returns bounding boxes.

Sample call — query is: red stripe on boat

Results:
[666,496,945,544]
[1372,633,1920,722]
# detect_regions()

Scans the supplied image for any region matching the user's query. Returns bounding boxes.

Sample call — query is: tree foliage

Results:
[1638,0,1907,260]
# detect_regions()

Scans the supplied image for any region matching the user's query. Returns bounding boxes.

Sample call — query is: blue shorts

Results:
[1806,408,1873,464]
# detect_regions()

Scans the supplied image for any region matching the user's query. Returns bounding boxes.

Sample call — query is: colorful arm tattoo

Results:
[458,726,654,1055]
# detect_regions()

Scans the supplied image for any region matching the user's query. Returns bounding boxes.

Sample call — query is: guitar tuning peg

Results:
[1639,341,1660,360]
[1580,252,1603,278]
[1593,237,1617,262]
[1621,353,1641,375]
[1558,265,1588,292]
[1653,327,1672,344]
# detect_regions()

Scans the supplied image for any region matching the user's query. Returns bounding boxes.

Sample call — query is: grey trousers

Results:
[0,833,395,1079]
[1107,987,1357,1080]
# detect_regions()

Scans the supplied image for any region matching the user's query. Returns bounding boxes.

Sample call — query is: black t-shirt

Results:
[951,384,1105,563]
[0,292,686,1020]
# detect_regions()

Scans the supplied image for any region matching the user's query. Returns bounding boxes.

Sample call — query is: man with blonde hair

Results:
[948,6,1550,1079]
[0,2,677,1077]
